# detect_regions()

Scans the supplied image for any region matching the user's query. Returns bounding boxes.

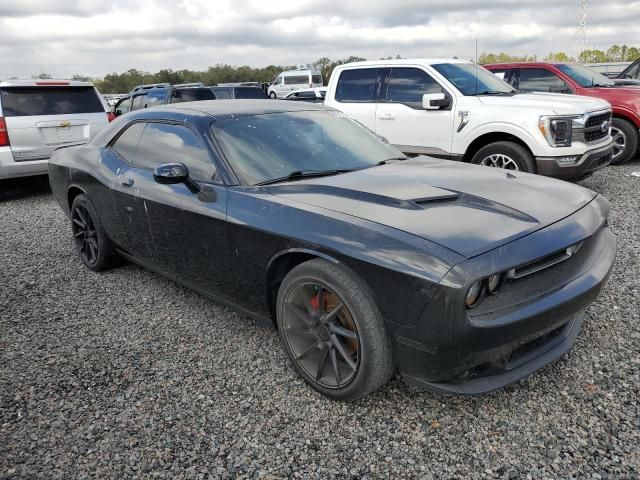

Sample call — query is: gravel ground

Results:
[1,163,639,479]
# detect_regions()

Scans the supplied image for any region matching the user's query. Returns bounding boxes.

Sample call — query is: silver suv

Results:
[0,79,113,180]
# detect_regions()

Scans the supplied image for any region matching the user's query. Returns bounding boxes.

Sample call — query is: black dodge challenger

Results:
[49,100,616,400]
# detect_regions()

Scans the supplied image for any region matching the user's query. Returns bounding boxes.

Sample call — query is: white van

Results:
[268,69,323,98]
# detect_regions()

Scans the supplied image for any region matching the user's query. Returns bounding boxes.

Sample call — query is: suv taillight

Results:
[107,112,115,122]
[0,117,9,147]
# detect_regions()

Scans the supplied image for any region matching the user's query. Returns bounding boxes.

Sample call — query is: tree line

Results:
[479,44,639,65]
[23,44,639,94]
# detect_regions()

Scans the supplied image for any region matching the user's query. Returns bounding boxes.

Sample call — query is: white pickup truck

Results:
[324,59,614,180]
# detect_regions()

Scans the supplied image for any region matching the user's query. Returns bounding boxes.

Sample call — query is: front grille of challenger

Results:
[469,230,602,318]
[582,112,612,143]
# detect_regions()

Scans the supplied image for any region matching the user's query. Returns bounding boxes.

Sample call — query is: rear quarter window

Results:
[0,86,104,117]
[234,88,268,99]
[170,88,216,103]
[335,68,380,102]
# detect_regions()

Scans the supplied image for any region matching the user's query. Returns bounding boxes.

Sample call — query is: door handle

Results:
[378,113,395,120]
[121,178,134,187]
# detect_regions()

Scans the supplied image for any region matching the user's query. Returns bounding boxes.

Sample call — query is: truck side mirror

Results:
[422,93,450,110]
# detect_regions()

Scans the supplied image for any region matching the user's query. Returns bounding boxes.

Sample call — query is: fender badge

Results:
[59,121,71,128]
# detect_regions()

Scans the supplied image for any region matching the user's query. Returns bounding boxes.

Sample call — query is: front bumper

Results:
[393,197,616,395]
[535,142,612,180]
[0,148,49,180]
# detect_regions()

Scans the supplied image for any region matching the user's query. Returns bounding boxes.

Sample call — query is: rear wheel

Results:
[471,141,536,173]
[70,194,118,271]
[610,117,638,164]
[276,259,394,400]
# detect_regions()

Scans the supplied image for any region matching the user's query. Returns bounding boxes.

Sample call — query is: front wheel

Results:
[470,141,536,173]
[610,117,639,164]
[269,91,277,99]
[70,194,119,271]
[276,259,394,400]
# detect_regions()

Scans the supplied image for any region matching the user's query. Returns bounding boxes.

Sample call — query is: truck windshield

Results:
[556,64,616,87]
[432,63,515,96]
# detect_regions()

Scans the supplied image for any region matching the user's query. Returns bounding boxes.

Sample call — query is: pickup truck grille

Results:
[583,112,612,143]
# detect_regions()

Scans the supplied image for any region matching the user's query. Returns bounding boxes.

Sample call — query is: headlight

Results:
[486,273,503,294]
[539,116,574,147]
[465,280,483,309]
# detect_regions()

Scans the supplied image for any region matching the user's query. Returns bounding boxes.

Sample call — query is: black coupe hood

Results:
[268,157,597,258]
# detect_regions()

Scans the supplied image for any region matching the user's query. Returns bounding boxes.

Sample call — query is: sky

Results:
[1,0,639,79]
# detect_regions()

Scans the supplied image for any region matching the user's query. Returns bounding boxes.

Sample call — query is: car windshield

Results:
[212,110,404,185]
[432,63,516,95]
[556,64,615,87]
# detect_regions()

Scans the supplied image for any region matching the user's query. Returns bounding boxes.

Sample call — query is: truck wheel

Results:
[269,91,277,99]
[471,141,536,173]
[611,118,638,165]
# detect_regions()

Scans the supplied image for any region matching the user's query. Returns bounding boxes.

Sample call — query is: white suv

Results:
[0,79,113,180]
[324,59,614,179]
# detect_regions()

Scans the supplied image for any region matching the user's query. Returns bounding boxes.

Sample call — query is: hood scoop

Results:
[268,183,461,210]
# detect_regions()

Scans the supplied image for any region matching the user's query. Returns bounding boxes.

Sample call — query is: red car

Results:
[484,62,640,164]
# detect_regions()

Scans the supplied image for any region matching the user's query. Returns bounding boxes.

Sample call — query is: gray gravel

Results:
[1,164,639,479]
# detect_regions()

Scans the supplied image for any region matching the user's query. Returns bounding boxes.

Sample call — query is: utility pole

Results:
[574,0,587,62]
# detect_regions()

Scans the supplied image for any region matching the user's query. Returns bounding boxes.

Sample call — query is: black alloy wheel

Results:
[72,204,99,266]
[282,282,360,389]
[70,194,119,271]
[276,259,394,400]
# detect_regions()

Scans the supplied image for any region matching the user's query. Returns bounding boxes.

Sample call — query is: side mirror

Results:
[549,86,571,94]
[422,93,449,110]
[153,162,189,184]
[114,109,122,117]
[153,162,202,193]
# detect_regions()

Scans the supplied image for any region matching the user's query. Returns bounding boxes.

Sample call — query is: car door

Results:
[108,121,157,261]
[332,67,384,132]
[273,76,286,97]
[515,68,573,94]
[126,121,234,300]
[375,67,455,156]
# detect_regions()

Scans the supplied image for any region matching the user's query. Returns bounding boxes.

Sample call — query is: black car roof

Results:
[159,99,331,120]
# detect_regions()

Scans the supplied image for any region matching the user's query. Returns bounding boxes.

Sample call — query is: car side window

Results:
[384,68,445,108]
[115,97,132,115]
[335,68,382,103]
[518,68,571,93]
[111,122,146,163]
[133,122,216,182]
[624,62,639,79]
[131,94,145,111]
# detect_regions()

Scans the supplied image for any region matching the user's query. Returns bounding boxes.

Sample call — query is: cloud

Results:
[0,0,638,78]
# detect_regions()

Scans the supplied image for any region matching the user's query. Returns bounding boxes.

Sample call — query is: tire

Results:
[276,259,394,401]
[610,117,639,165]
[70,194,119,271]
[470,141,536,173]
[269,91,277,99]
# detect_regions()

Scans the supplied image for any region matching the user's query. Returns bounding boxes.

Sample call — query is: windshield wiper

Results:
[255,169,353,186]
[468,90,516,96]
[377,156,408,166]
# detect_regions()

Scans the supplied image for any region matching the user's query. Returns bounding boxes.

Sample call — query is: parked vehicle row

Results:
[484,62,640,164]
[324,59,614,180]
[48,100,617,400]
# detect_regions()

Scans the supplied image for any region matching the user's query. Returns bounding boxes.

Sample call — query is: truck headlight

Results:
[539,116,574,147]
